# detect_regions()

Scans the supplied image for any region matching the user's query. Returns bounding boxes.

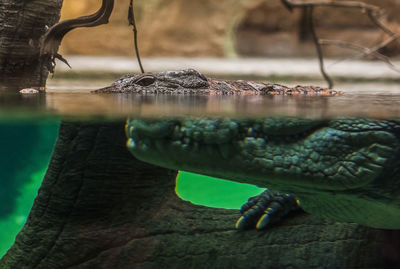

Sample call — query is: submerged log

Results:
[0,121,398,268]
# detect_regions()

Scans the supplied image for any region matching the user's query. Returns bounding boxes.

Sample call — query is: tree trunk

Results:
[1,121,398,269]
[0,0,63,90]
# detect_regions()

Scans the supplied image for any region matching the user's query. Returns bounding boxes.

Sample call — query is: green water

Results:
[0,120,263,257]
[176,171,263,209]
[0,169,46,255]
[0,121,59,256]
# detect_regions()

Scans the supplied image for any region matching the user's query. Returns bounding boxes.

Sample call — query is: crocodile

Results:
[93,69,341,96]
[125,117,400,230]
[97,69,400,229]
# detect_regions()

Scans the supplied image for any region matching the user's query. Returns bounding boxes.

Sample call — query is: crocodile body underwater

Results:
[126,117,400,229]
[97,69,400,229]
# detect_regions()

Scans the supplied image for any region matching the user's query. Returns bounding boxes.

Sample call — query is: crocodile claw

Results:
[235,190,300,230]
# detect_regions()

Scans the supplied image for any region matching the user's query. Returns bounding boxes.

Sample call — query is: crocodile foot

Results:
[235,190,300,230]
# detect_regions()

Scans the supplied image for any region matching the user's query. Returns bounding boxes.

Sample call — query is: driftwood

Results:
[0,121,399,268]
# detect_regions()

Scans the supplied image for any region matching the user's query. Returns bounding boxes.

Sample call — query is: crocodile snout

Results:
[126,119,177,140]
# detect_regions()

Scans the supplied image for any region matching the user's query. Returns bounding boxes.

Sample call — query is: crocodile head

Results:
[94,68,342,96]
[94,69,210,94]
[126,117,400,228]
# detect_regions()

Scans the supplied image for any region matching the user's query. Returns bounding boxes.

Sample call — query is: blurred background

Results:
[49,0,400,88]
[59,0,400,58]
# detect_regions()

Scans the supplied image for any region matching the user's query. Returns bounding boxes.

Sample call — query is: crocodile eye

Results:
[135,75,155,86]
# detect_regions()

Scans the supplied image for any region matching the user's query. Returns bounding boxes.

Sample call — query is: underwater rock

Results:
[0,121,398,268]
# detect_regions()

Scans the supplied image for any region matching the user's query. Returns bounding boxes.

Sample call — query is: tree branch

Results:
[39,0,115,74]
[281,0,399,87]
[320,39,400,73]
[308,7,333,88]
[128,0,145,74]
[281,0,382,11]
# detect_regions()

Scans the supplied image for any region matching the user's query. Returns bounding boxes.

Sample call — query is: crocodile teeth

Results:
[127,125,140,140]
[247,127,255,136]
[127,139,136,149]
[172,126,183,140]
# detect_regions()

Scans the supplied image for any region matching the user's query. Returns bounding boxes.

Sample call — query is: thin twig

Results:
[281,0,400,87]
[128,0,145,74]
[280,0,294,12]
[39,0,114,84]
[41,0,114,68]
[283,1,396,39]
[366,10,395,36]
[320,39,400,73]
[281,0,381,11]
[308,7,333,88]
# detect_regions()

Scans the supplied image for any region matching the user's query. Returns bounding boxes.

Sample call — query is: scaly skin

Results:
[93,69,341,96]
[95,69,399,229]
[125,117,400,229]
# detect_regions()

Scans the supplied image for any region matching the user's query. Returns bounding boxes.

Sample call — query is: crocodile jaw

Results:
[125,117,400,228]
[126,118,397,191]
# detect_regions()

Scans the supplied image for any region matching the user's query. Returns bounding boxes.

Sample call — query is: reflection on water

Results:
[1,81,400,119]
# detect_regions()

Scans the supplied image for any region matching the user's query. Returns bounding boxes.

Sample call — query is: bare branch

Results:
[281,0,400,87]
[281,0,382,11]
[40,0,115,73]
[366,10,395,36]
[280,0,294,12]
[308,7,333,88]
[128,0,145,74]
[320,39,400,73]
[282,0,394,38]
